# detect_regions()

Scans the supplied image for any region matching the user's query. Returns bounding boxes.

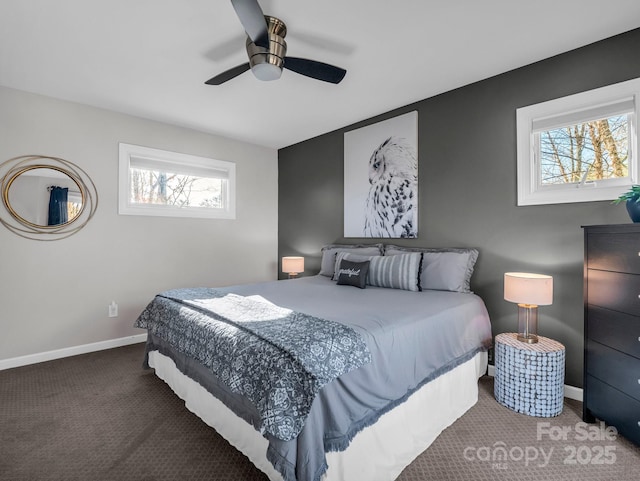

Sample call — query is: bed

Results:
[134,245,492,481]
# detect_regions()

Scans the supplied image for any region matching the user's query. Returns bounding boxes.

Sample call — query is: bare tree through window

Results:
[539,114,629,185]
[130,168,224,209]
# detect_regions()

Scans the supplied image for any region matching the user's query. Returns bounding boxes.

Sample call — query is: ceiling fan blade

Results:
[284,57,346,84]
[230,0,269,48]
[205,63,251,85]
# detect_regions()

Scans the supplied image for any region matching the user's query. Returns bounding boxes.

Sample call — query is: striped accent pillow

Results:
[368,252,423,292]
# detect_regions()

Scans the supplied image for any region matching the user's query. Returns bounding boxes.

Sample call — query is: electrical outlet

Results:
[108,301,118,318]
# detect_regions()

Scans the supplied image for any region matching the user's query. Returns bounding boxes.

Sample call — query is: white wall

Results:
[0,86,278,362]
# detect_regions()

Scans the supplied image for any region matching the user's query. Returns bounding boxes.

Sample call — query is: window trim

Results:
[118,143,236,219]
[516,77,640,206]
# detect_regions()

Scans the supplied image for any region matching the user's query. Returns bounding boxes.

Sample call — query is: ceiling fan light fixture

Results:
[246,24,286,82]
[252,62,282,81]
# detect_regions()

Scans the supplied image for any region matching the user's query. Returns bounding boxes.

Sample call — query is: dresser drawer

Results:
[585,375,640,446]
[587,306,640,358]
[587,269,640,316]
[587,233,640,274]
[586,340,640,402]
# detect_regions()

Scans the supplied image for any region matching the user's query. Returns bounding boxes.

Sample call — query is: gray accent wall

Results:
[278,28,640,388]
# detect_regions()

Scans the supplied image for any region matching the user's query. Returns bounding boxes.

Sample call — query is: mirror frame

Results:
[3,164,86,229]
[0,155,98,240]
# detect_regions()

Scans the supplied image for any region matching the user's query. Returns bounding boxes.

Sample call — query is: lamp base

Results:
[517,333,539,344]
[517,303,539,344]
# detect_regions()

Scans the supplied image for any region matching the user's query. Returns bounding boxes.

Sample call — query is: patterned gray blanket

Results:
[134,287,371,441]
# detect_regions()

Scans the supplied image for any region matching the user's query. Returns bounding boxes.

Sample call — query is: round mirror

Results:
[3,165,85,228]
[0,155,98,240]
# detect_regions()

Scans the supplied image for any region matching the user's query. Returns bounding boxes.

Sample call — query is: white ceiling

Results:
[1,0,640,150]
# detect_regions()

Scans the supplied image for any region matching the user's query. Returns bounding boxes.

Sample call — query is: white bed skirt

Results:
[148,350,487,481]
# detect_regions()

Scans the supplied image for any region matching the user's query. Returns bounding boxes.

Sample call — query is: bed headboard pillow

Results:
[319,243,384,277]
[384,246,478,293]
[335,259,370,289]
[335,251,422,292]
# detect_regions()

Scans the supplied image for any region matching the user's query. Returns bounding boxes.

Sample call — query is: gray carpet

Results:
[1,343,638,480]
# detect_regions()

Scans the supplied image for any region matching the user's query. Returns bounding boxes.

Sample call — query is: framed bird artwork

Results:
[344,111,418,238]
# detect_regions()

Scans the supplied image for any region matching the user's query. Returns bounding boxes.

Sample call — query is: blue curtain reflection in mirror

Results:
[47,186,68,226]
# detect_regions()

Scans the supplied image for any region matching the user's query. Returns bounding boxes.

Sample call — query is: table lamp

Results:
[282,256,304,278]
[504,272,553,343]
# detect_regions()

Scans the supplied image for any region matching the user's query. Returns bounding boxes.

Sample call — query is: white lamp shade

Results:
[282,256,304,274]
[504,272,553,306]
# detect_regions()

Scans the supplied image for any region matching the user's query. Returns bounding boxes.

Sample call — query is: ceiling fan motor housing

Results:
[246,16,287,81]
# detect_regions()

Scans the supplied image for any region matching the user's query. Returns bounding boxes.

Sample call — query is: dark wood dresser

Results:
[583,223,640,446]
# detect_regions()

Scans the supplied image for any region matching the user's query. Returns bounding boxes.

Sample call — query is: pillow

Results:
[332,251,379,280]
[368,252,422,292]
[384,245,479,293]
[335,251,422,291]
[319,243,384,277]
[335,259,370,289]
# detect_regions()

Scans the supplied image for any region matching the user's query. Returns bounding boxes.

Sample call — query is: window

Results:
[516,78,640,205]
[118,143,235,219]
[67,191,83,219]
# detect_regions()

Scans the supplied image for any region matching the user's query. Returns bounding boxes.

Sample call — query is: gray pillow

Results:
[368,252,423,292]
[384,245,478,293]
[332,252,381,280]
[336,251,422,292]
[319,243,384,276]
[336,259,370,289]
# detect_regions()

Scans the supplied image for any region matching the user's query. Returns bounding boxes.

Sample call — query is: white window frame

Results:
[118,143,236,219]
[516,77,640,206]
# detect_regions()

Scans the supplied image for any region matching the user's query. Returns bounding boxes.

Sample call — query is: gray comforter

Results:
[135,287,371,441]
[137,275,493,481]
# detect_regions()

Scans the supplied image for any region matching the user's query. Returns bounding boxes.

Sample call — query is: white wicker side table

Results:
[494,333,565,417]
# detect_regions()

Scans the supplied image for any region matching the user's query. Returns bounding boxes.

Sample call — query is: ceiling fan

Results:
[205,0,347,85]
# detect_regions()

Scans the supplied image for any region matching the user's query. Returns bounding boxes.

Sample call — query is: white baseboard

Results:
[0,333,147,371]
[486,364,583,402]
[562,384,583,402]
